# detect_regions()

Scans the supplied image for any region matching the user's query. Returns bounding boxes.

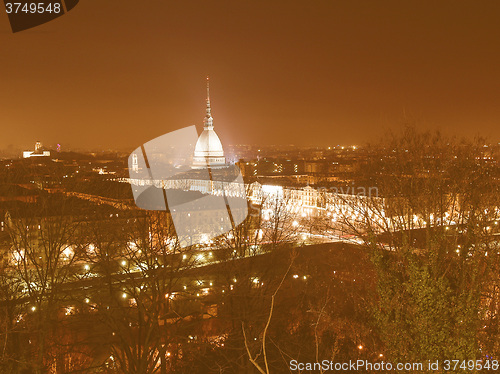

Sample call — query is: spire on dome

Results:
[206,76,210,101]
[204,76,213,129]
[194,76,226,169]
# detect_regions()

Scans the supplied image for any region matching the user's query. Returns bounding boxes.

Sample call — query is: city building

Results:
[23,141,51,158]
[192,77,226,169]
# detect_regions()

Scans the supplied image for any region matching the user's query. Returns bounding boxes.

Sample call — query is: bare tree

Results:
[330,126,500,362]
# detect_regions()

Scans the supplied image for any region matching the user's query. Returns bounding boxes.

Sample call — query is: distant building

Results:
[124,79,247,246]
[23,141,50,158]
[192,77,226,169]
[124,78,234,188]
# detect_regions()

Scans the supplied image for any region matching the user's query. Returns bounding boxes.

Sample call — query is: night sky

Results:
[1,0,499,150]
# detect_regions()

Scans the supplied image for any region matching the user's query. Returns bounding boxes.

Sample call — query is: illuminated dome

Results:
[194,128,224,157]
[193,77,226,168]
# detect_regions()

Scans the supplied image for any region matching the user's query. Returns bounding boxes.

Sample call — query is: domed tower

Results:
[193,77,226,169]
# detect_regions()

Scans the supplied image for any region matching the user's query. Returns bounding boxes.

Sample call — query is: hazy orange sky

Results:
[1,0,499,150]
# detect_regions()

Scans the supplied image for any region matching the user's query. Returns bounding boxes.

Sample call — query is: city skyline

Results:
[1,2,499,373]
[1,0,500,150]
